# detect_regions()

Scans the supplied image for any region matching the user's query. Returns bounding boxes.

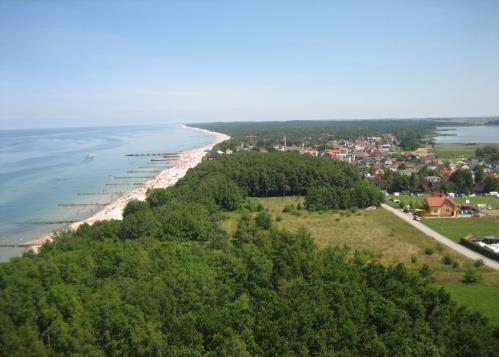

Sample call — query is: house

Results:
[423,192,459,217]
[425,176,441,184]
[206,151,222,160]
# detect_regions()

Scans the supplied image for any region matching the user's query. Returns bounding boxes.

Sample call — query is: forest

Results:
[1,152,498,355]
[190,119,441,150]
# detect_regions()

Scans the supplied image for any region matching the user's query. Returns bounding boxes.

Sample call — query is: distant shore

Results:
[22,125,230,252]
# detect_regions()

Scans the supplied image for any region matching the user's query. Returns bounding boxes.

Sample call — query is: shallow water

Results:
[0,124,212,261]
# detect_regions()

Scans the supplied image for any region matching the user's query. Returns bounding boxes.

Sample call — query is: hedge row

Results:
[460,238,499,262]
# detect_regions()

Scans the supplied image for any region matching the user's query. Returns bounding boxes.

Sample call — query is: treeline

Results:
[190,119,438,150]
[476,145,499,162]
[0,151,498,355]
[379,166,499,194]
[305,181,383,211]
[176,151,360,198]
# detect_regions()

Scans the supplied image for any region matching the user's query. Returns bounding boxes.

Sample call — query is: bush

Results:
[441,255,454,265]
[123,199,149,217]
[463,270,482,284]
[255,210,273,230]
[410,255,417,264]
[419,264,432,278]
[424,248,434,256]
[474,259,484,268]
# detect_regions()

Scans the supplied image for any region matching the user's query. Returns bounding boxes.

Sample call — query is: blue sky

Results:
[1,0,498,129]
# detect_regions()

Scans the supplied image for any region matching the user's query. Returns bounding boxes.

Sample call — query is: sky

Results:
[1,0,499,129]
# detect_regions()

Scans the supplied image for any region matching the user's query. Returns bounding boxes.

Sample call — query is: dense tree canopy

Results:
[1,151,497,355]
[190,119,439,150]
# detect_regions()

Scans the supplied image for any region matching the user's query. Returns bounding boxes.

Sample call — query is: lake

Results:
[434,126,499,143]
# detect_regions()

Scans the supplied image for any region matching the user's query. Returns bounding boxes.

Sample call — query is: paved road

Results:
[381,204,499,271]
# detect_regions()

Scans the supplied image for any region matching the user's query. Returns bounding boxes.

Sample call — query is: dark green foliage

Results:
[123,199,149,217]
[483,176,499,193]
[255,211,272,230]
[441,254,454,265]
[146,187,175,208]
[177,151,359,197]
[474,259,484,268]
[476,145,499,162]
[305,181,383,211]
[155,201,218,242]
[463,270,482,284]
[189,119,436,150]
[449,169,474,194]
[0,151,497,355]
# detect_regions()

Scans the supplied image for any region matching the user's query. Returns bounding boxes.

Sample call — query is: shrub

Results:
[441,255,454,265]
[123,199,149,217]
[419,264,432,278]
[463,270,482,284]
[474,259,484,268]
[410,255,417,264]
[424,248,434,256]
[255,210,273,230]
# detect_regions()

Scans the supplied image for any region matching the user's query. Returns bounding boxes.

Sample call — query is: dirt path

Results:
[381,204,499,270]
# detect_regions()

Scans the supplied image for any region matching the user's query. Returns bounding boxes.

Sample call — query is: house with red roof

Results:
[423,192,459,217]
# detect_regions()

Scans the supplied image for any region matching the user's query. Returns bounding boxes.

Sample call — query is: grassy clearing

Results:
[386,194,424,208]
[430,143,482,160]
[387,194,499,211]
[440,283,499,326]
[422,217,499,242]
[221,196,499,325]
[454,196,499,210]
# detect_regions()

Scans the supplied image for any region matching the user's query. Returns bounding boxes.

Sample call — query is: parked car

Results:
[413,215,421,221]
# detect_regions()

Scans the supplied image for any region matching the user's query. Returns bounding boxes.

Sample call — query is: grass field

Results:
[454,196,499,210]
[440,283,499,326]
[422,217,499,242]
[387,194,499,210]
[430,143,485,160]
[220,196,499,325]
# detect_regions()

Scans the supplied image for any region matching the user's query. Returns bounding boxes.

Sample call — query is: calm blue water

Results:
[435,126,499,143]
[0,124,213,261]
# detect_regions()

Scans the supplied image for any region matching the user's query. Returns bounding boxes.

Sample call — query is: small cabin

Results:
[423,192,459,217]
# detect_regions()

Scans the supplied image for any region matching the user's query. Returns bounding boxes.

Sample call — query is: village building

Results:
[423,192,459,217]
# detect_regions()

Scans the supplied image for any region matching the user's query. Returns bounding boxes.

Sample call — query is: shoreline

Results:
[22,125,230,252]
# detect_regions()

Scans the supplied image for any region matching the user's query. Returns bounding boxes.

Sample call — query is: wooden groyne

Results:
[126,170,161,173]
[113,176,156,179]
[29,220,77,225]
[77,192,125,195]
[0,242,41,248]
[57,203,109,207]
[126,153,178,157]
[151,159,170,162]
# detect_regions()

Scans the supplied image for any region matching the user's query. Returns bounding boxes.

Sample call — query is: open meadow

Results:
[422,217,499,242]
[221,196,499,326]
[430,143,491,160]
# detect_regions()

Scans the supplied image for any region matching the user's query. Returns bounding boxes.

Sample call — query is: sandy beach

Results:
[22,125,230,251]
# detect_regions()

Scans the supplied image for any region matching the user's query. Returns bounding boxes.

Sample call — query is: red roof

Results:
[425,192,458,207]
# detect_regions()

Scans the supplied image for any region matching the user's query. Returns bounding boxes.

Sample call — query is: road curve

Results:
[381,204,499,271]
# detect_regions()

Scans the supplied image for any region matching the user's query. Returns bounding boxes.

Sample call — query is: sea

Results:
[434,126,499,144]
[0,124,213,261]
